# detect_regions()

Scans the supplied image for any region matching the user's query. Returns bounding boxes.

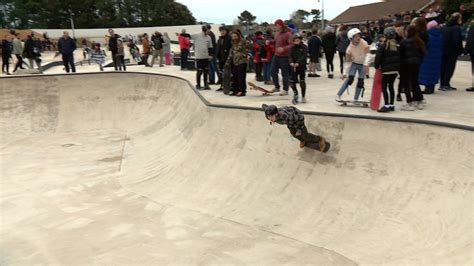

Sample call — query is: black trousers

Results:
[382,73,397,105]
[325,51,334,73]
[62,53,76,73]
[232,63,247,93]
[289,126,321,144]
[116,55,126,71]
[111,52,118,70]
[255,62,263,78]
[290,68,307,97]
[400,64,422,103]
[440,55,458,88]
[2,54,10,73]
[338,51,345,74]
[13,54,24,72]
[196,59,209,86]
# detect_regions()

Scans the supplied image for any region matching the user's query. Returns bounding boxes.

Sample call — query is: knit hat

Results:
[427,20,439,30]
[274,19,284,26]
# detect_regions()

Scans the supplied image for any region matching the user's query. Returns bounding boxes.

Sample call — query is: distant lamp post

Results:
[68,9,76,39]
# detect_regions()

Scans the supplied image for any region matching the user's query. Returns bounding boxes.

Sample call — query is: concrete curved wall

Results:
[1,73,472,265]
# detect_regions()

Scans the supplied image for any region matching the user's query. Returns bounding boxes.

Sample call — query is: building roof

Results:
[0,29,44,41]
[330,0,436,25]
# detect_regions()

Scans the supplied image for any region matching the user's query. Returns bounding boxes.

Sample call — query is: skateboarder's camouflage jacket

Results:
[275,106,305,130]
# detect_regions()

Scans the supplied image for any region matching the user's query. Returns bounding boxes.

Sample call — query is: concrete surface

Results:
[0,73,473,265]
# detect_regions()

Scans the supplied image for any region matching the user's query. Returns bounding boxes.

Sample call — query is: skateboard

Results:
[370,68,383,110]
[304,140,331,153]
[338,100,369,107]
[248,82,274,96]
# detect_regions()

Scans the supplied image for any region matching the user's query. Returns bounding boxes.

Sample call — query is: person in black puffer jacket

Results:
[216,26,232,91]
[289,34,308,104]
[374,27,401,112]
[440,13,463,91]
[399,25,425,111]
[322,26,337,78]
[24,34,42,73]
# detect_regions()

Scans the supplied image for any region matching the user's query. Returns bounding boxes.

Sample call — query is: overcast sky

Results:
[176,0,381,24]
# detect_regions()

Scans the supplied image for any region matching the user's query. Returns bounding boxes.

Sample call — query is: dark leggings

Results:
[255,62,263,78]
[232,63,247,93]
[116,55,126,71]
[382,73,397,105]
[325,51,334,73]
[13,54,24,72]
[400,64,423,103]
[2,55,10,73]
[290,69,306,97]
[338,51,345,74]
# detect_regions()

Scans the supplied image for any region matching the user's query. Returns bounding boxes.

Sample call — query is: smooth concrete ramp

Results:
[1,73,473,265]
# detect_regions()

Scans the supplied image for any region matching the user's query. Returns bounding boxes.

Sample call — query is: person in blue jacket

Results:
[419,20,443,94]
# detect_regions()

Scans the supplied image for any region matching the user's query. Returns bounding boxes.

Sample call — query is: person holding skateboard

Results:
[335,28,370,103]
[262,104,330,153]
[289,34,308,104]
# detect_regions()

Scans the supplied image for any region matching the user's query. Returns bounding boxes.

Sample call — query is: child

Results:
[374,27,400,112]
[262,104,330,152]
[252,31,265,82]
[91,43,106,71]
[289,34,308,104]
[116,38,126,71]
[262,28,275,85]
[128,40,141,64]
[335,28,370,102]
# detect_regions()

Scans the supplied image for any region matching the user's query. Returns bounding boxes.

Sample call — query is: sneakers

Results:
[203,86,211,90]
[299,141,305,148]
[396,94,402,101]
[216,88,223,92]
[279,90,288,96]
[328,73,334,79]
[466,87,474,92]
[264,81,274,85]
[414,101,424,110]
[195,85,202,90]
[439,86,451,91]
[389,105,395,111]
[378,106,391,113]
[291,95,298,105]
[335,95,342,102]
[301,97,306,103]
[272,87,281,93]
[401,103,415,111]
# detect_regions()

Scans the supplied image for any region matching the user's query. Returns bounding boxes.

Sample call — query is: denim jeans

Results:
[271,56,290,91]
[337,63,366,100]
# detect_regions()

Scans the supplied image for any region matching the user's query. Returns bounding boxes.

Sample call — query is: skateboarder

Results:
[335,28,370,102]
[262,104,330,152]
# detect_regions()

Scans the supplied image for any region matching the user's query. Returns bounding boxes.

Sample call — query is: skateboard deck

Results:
[338,100,369,107]
[370,68,383,110]
[223,67,231,95]
[248,82,273,95]
[304,140,331,153]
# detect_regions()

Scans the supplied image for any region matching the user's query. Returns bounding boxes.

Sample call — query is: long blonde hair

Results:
[385,39,397,52]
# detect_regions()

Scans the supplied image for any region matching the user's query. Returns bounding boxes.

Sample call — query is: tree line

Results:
[0,0,196,29]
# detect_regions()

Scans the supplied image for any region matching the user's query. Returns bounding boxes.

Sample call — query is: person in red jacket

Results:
[271,19,293,96]
[177,29,191,70]
[253,31,265,82]
[262,28,275,85]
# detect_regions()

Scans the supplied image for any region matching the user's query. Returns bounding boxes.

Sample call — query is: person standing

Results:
[141,33,152,67]
[58,31,77,73]
[465,22,474,92]
[289,34,308,104]
[108,29,120,71]
[24,33,42,73]
[206,24,217,84]
[116,38,126,71]
[439,13,463,91]
[252,31,265,82]
[162,32,172,65]
[216,26,232,92]
[262,28,275,85]
[322,26,337,79]
[271,19,293,96]
[192,26,213,90]
[399,26,425,111]
[2,35,13,74]
[12,33,25,72]
[419,21,443,94]
[178,29,191,70]
[335,25,350,75]
[374,27,401,112]
[151,31,164,67]
[307,28,322,77]
[225,31,248,97]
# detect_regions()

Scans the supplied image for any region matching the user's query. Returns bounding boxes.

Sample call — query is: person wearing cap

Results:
[335,28,370,102]
[191,25,213,90]
[261,104,330,152]
[419,20,443,94]
[289,34,308,104]
[271,19,293,96]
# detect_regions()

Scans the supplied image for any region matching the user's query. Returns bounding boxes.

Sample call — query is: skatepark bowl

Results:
[1,72,473,265]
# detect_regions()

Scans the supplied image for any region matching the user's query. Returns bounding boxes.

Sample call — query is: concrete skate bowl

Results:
[1,72,473,265]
